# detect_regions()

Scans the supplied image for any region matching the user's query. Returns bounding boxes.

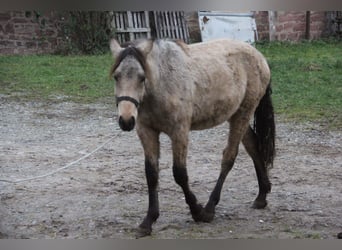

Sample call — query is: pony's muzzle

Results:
[119,115,136,131]
[116,97,138,131]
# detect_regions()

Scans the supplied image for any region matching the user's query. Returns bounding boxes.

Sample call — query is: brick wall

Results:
[307,12,329,39]
[272,11,328,41]
[0,11,63,55]
[254,11,270,41]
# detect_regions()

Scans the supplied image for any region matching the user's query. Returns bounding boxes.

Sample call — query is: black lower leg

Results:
[203,160,234,222]
[252,159,271,209]
[243,127,271,209]
[173,165,203,221]
[137,159,159,237]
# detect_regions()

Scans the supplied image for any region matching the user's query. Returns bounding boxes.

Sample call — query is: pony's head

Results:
[110,39,152,131]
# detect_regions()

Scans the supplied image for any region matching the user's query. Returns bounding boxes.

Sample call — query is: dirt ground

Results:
[0,96,341,239]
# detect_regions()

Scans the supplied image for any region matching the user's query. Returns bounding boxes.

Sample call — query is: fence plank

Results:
[160,12,166,37]
[172,12,179,39]
[166,11,172,37]
[120,12,125,29]
[176,12,184,41]
[156,11,162,38]
[145,11,151,38]
[126,11,134,41]
[169,11,175,38]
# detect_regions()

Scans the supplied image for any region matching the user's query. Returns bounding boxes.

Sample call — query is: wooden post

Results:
[305,11,311,40]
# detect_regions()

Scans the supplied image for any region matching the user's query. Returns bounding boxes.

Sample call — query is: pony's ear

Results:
[135,39,153,57]
[110,39,123,58]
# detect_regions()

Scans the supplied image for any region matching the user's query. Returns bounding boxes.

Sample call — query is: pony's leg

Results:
[202,115,250,222]
[242,126,271,209]
[171,131,204,222]
[136,126,160,238]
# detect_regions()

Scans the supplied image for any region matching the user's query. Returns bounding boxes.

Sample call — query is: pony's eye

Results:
[139,75,146,83]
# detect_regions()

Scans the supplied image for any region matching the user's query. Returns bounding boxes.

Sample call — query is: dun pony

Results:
[109,38,275,238]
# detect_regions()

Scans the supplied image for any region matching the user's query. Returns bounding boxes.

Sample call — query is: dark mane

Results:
[110,46,148,76]
[110,38,189,77]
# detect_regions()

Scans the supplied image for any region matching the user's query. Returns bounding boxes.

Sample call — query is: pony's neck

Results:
[145,40,188,91]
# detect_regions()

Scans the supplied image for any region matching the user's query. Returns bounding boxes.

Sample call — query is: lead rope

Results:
[0,132,122,184]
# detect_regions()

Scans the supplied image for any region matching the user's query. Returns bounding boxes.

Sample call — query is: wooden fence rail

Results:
[112,11,151,44]
[153,11,190,43]
[111,11,189,44]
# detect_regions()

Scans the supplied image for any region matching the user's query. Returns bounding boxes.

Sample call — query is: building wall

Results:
[254,11,270,40]
[0,11,332,55]
[186,11,329,42]
[0,11,63,55]
[271,11,328,41]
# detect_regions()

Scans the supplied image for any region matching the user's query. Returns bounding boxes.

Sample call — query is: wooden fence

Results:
[111,11,190,44]
[112,11,151,44]
[152,11,190,43]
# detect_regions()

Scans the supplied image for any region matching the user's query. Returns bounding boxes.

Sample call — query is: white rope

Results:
[0,133,120,184]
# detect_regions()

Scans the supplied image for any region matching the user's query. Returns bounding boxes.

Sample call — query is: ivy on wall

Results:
[58,11,116,55]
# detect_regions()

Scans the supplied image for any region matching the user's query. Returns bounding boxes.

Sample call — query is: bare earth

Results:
[0,97,341,239]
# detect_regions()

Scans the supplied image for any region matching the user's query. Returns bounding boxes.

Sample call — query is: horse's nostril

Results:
[129,116,135,128]
[118,116,124,128]
[118,116,135,131]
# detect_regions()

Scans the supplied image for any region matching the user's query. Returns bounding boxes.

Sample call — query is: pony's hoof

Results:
[200,211,215,223]
[191,204,205,222]
[252,199,268,209]
[135,227,152,238]
[193,207,215,223]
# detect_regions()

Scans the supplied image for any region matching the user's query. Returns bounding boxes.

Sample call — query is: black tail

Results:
[253,83,276,169]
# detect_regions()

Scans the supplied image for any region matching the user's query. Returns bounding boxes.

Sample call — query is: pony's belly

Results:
[190,99,239,130]
[190,115,228,130]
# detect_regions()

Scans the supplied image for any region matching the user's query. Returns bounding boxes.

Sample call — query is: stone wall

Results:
[0,11,63,55]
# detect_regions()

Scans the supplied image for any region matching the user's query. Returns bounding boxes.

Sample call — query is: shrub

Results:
[57,11,115,55]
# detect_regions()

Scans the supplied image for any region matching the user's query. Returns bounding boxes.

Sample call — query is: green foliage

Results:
[57,11,115,55]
